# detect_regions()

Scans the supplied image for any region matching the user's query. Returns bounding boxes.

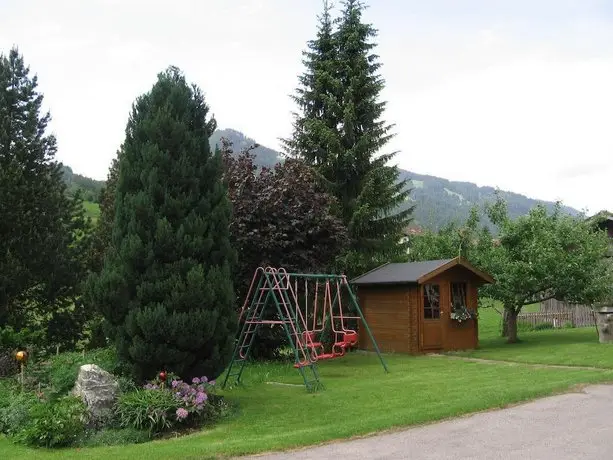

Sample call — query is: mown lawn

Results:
[1,352,612,459]
[2,302,612,458]
[455,306,613,368]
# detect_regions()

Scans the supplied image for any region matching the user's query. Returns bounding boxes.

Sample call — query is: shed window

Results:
[423,284,440,319]
[451,282,467,309]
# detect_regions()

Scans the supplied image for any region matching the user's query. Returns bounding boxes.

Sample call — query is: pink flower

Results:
[176,408,189,420]
[192,377,201,384]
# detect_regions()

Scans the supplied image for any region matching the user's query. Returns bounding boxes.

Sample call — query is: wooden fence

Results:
[516,299,596,328]
[540,299,596,328]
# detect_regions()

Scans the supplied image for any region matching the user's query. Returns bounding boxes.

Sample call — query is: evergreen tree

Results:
[334,0,413,272]
[0,47,89,345]
[284,1,413,275]
[282,0,341,182]
[85,67,237,380]
[86,153,119,273]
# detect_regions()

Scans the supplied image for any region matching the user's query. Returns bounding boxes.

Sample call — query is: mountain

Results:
[61,165,105,203]
[61,128,582,230]
[396,170,580,231]
[206,129,581,230]
[209,128,281,168]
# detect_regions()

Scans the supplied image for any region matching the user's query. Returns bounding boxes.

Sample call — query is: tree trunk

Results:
[501,309,510,337]
[506,308,519,344]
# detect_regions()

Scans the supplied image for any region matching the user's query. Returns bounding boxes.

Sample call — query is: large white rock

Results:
[72,364,119,424]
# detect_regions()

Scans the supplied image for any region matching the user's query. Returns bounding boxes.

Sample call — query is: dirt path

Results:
[245,384,613,460]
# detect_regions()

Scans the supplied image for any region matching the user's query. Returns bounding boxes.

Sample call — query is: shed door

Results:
[420,284,443,350]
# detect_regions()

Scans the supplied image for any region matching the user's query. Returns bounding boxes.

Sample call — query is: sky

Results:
[1,0,612,214]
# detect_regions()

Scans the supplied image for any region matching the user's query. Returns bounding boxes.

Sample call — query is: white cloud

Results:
[387,52,613,213]
[1,0,612,214]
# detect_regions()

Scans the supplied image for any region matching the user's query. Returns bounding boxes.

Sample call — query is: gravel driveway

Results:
[246,384,613,460]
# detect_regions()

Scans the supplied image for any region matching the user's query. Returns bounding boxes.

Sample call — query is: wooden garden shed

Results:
[351,257,494,354]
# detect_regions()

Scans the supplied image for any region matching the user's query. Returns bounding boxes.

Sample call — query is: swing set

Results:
[222,267,388,391]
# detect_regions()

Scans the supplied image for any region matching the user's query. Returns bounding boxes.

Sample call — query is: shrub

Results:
[517,321,554,333]
[15,396,86,448]
[0,348,18,377]
[0,390,40,436]
[116,387,179,435]
[533,322,554,331]
[116,374,224,435]
[29,347,119,397]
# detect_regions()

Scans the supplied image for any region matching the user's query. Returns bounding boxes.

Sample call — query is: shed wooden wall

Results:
[357,285,411,354]
[356,264,484,354]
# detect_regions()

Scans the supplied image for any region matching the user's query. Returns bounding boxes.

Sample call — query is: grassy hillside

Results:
[61,165,105,203]
[83,200,101,222]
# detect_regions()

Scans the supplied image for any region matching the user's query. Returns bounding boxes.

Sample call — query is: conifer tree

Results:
[285,1,413,275]
[85,67,237,380]
[0,47,89,341]
[282,0,341,183]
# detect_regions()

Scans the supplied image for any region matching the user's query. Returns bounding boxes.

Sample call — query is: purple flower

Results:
[195,391,207,404]
[171,380,179,388]
[192,377,200,384]
[176,408,188,420]
[201,376,208,383]
[209,380,216,386]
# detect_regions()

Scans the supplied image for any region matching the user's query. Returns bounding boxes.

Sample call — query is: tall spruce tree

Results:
[282,0,341,182]
[85,67,237,381]
[284,1,413,275]
[0,47,89,343]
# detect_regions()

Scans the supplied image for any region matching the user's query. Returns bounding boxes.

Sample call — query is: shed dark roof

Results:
[350,257,494,286]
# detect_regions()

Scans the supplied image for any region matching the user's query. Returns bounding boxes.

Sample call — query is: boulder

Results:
[72,364,119,425]
[595,306,613,344]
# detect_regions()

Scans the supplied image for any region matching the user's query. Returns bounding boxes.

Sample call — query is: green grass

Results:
[2,302,612,458]
[1,352,612,459]
[456,306,613,368]
[83,201,100,222]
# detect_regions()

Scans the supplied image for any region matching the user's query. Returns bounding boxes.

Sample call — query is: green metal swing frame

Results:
[221,267,388,392]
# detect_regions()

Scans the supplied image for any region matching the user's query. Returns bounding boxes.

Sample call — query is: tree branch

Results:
[522,290,556,306]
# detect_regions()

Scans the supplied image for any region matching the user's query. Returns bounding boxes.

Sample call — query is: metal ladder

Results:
[222,268,323,391]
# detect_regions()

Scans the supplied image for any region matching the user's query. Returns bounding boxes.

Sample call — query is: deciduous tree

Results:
[222,139,348,358]
[409,196,613,343]
[482,198,612,342]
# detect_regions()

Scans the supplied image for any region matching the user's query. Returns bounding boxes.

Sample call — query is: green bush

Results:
[116,388,179,435]
[0,391,39,436]
[16,396,86,448]
[517,321,554,333]
[0,326,45,350]
[30,347,120,396]
[533,322,554,331]
[0,349,18,377]
[77,427,151,447]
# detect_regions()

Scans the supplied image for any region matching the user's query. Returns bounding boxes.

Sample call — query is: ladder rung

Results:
[247,320,288,324]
